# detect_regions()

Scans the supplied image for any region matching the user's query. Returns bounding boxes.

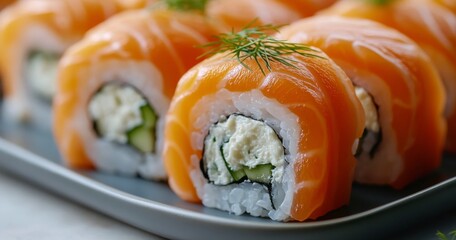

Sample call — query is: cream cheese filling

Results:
[355,87,381,158]
[355,87,379,133]
[203,114,285,185]
[26,52,60,100]
[88,83,146,143]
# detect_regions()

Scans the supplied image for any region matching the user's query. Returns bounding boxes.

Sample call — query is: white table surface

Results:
[0,172,163,240]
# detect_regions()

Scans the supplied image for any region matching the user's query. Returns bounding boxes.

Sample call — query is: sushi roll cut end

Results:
[25,51,61,100]
[354,87,382,158]
[89,83,158,154]
[202,114,285,186]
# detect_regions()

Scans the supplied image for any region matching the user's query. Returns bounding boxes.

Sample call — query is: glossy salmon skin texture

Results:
[163,50,365,221]
[434,0,456,13]
[0,0,151,106]
[278,17,446,189]
[53,9,216,169]
[321,0,456,152]
[207,0,338,32]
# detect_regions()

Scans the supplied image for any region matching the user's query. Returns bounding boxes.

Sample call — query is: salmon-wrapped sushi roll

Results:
[53,7,216,179]
[207,0,338,32]
[278,17,446,188]
[0,0,152,121]
[321,0,456,152]
[163,26,364,221]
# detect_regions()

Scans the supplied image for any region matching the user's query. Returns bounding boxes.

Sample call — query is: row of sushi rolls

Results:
[0,0,454,222]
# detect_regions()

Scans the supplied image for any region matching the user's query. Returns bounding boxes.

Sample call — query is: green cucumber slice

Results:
[231,168,246,181]
[244,164,273,184]
[126,103,157,153]
[29,51,61,62]
[220,144,245,182]
[219,142,274,184]
[140,104,157,128]
[127,125,155,153]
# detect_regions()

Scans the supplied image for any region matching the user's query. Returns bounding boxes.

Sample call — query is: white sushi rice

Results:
[73,60,169,180]
[189,89,300,221]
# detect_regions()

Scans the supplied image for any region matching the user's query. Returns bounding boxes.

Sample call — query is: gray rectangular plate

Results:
[0,114,455,240]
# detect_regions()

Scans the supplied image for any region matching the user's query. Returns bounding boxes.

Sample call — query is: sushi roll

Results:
[53,6,216,179]
[0,0,152,122]
[320,0,456,152]
[163,26,365,221]
[278,17,446,188]
[207,0,338,32]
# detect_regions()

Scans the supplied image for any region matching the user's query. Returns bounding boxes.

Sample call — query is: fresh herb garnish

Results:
[365,0,394,5]
[437,230,456,240]
[162,0,208,12]
[200,23,322,75]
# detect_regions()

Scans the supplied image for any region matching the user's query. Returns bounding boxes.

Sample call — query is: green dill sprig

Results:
[437,230,456,240]
[162,0,208,12]
[199,23,322,75]
[364,0,394,5]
